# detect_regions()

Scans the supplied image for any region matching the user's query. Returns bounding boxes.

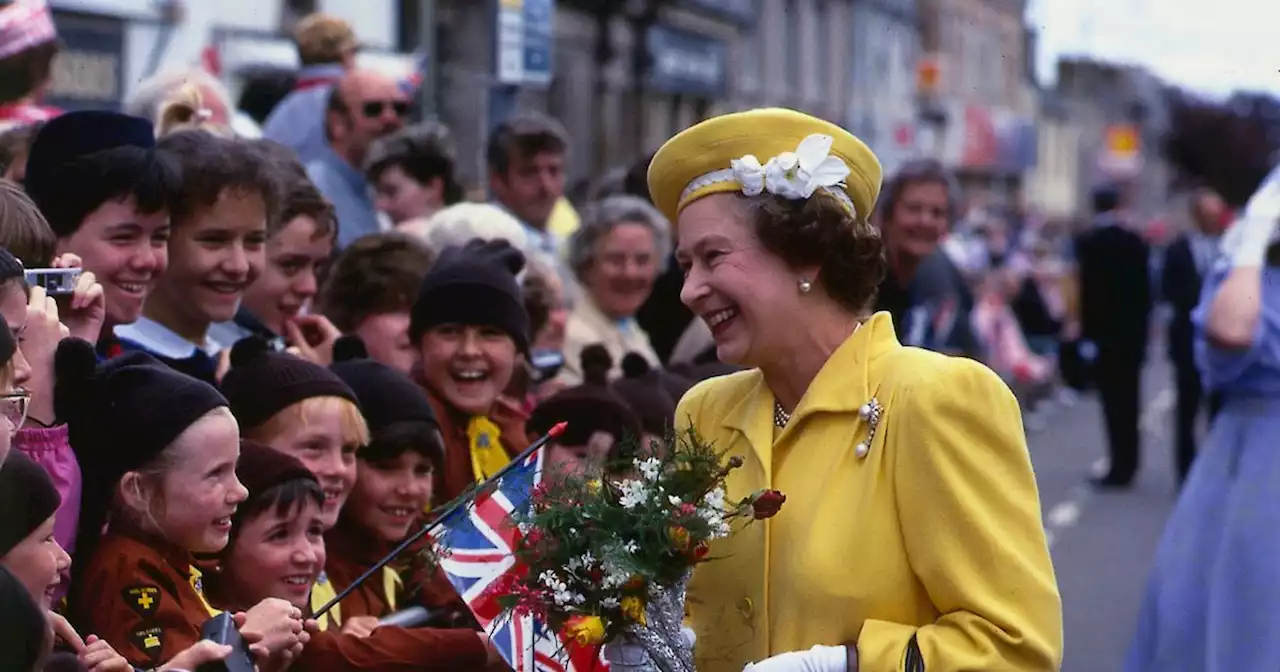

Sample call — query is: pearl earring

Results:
[798,279,812,294]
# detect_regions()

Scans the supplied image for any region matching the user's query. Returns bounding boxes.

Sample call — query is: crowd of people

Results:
[0,2,1276,671]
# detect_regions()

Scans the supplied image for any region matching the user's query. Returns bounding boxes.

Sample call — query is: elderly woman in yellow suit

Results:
[647,108,1063,672]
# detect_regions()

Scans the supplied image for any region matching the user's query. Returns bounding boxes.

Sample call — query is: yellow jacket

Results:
[676,313,1063,672]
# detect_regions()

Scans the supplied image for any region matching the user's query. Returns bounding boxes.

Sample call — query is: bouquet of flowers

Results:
[496,427,787,672]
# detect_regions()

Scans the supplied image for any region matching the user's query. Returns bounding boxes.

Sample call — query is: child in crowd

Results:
[55,340,305,669]
[114,130,282,383]
[221,338,367,531]
[207,440,495,670]
[209,151,341,358]
[0,274,29,466]
[23,111,182,357]
[318,232,434,375]
[328,336,471,626]
[0,450,137,672]
[409,238,531,502]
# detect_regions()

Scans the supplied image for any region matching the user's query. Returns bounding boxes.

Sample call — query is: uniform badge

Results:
[129,626,165,664]
[121,584,162,618]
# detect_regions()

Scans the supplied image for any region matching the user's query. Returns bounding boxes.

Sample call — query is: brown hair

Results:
[485,112,569,176]
[157,131,285,227]
[0,122,44,183]
[747,190,886,315]
[318,232,434,332]
[277,175,337,240]
[0,178,55,265]
[0,41,57,104]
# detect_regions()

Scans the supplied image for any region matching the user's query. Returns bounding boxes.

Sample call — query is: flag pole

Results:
[313,421,567,618]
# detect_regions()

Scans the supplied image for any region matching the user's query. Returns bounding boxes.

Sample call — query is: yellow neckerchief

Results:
[188,566,220,617]
[467,415,510,483]
[311,572,341,631]
[382,567,402,613]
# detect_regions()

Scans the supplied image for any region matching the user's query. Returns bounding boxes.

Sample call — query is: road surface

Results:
[1026,357,1185,672]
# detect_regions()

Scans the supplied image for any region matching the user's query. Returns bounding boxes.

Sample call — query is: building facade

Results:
[1024,89,1083,219]
[1055,58,1172,220]
[432,0,745,190]
[919,0,1037,208]
[846,0,921,176]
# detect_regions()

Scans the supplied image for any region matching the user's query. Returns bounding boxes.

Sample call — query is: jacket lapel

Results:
[721,372,775,483]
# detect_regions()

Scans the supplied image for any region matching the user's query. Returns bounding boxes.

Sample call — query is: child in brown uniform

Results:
[56,340,306,670]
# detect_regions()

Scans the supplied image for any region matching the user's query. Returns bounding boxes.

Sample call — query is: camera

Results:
[23,268,81,296]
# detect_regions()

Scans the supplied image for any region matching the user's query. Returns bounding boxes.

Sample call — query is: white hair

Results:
[414,202,532,259]
[126,68,233,124]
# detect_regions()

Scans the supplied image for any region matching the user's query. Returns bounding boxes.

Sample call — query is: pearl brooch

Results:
[855,398,883,459]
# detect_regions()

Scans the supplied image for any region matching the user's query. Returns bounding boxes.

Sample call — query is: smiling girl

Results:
[57,341,306,669]
[221,338,369,531]
[408,238,531,502]
[328,336,471,625]
[114,130,283,383]
[0,451,136,672]
[207,441,497,670]
[23,111,182,357]
[209,157,339,354]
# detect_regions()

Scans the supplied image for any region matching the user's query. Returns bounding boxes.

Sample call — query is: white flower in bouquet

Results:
[619,479,648,509]
[636,457,663,482]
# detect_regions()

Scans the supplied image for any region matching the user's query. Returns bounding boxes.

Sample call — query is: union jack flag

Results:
[432,447,608,672]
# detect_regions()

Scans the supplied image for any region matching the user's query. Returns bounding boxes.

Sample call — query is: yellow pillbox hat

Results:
[647,108,883,227]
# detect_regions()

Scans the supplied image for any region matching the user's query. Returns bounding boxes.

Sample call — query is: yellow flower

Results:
[668,525,691,551]
[620,596,647,625]
[563,615,605,646]
[586,479,602,494]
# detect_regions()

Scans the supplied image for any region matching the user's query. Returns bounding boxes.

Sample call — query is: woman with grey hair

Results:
[558,194,670,383]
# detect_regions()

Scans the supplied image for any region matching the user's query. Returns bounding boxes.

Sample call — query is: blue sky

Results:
[1028,0,1280,97]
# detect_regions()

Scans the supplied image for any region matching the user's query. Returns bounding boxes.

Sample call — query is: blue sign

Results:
[495,0,554,87]
[45,11,124,112]
[679,0,757,26]
[646,24,727,98]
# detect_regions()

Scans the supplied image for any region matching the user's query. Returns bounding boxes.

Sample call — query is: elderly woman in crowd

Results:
[649,107,1062,671]
[404,201,531,259]
[558,195,668,384]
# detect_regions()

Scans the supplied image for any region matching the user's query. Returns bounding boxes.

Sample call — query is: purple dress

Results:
[1125,266,1280,671]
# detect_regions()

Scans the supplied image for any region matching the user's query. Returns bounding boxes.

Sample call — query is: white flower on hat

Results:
[731,134,851,202]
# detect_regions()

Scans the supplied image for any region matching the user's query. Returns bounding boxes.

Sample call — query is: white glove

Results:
[1224,168,1280,268]
[742,645,848,672]
[680,627,697,649]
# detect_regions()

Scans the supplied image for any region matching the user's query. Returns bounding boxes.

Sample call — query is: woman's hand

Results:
[21,284,67,427]
[52,253,106,343]
[742,645,851,672]
[284,314,342,366]
[240,598,306,657]
[339,615,380,638]
[79,634,133,672]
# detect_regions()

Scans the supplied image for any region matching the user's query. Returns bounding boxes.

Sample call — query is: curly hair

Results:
[746,189,886,315]
[157,130,285,227]
[318,232,434,332]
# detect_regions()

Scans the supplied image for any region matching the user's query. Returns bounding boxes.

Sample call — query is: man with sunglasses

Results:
[307,69,409,249]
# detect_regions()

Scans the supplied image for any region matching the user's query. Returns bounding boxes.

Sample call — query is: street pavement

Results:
[1025,356,1185,672]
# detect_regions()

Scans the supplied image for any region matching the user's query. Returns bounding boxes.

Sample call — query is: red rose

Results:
[751,490,786,520]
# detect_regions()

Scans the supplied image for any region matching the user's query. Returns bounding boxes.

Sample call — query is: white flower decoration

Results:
[730,155,766,196]
[732,134,851,202]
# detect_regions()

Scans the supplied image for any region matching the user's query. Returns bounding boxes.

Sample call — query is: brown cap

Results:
[294,13,358,66]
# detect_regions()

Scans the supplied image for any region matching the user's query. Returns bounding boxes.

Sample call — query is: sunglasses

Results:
[1,391,29,434]
[361,100,410,119]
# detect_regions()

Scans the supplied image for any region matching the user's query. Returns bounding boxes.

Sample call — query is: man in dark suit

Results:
[1075,185,1153,489]
[1161,188,1228,484]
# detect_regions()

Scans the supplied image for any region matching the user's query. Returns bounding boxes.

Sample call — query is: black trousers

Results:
[1173,361,1224,483]
[1095,351,1143,482]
